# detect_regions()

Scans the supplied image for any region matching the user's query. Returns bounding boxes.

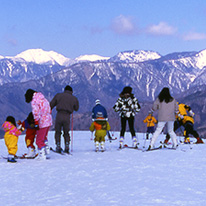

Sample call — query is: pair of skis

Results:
[143,141,190,152]
[50,147,72,155]
[119,143,177,152]
[1,154,38,160]
[118,144,142,151]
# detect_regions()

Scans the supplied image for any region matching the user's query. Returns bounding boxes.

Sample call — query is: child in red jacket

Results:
[18,112,37,158]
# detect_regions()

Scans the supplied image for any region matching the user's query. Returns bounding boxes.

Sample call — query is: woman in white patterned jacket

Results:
[113,86,141,149]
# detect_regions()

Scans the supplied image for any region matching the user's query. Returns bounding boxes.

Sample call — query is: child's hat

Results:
[6,116,16,126]
[95,99,100,105]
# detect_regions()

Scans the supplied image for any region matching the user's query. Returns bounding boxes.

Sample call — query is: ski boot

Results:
[25,147,36,158]
[132,136,138,148]
[95,142,99,152]
[196,137,204,144]
[100,142,105,152]
[119,136,124,149]
[64,142,70,154]
[184,137,190,144]
[35,147,46,160]
[164,138,169,145]
[45,141,50,155]
[7,154,17,163]
[56,143,62,153]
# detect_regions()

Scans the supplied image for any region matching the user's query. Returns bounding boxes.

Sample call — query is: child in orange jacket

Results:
[143,112,157,139]
[89,112,111,152]
[2,116,23,163]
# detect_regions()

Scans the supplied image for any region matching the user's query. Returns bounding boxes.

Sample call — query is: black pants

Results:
[55,112,70,146]
[184,121,199,138]
[120,116,136,137]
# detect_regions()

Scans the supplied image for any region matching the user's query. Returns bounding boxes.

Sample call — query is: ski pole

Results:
[90,132,93,141]
[143,125,147,148]
[107,131,112,142]
[71,113,74,152]
[143,133,147,148]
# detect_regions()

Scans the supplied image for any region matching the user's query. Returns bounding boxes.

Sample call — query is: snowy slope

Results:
[195,49,206,69]
[0,131,206,206]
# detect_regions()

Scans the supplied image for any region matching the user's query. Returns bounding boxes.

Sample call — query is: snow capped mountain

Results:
[165,49,206,71]
[12,49,72,66]
[1,48,206,135]
[109,50,161,62]
[0,48,206,89]
[75,54,110,62]
[195,49,206,69]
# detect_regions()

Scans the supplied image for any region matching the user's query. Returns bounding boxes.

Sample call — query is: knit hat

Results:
[121,86,132,95]
[64,85,73,92]
[95,99,100,105]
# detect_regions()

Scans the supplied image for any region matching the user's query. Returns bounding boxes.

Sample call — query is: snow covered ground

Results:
[0,131,206,206]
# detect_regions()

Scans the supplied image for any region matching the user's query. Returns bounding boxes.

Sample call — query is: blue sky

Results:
[0,0,206,58]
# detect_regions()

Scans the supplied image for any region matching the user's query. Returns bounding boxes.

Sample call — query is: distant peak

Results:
[110,50,161,62]
[75,54,110,62]
[14,49,70,66]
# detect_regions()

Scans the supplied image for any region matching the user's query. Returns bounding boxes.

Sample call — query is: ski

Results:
[1,154,38,159]
[123,144,142,151]
[18,154,38,159]
[165,147,177,150]
[50,147,72,155]
[160,142,187,151]
[95,149,105,153]
[117,145,127,150]
[142,145,163,152]
[108,137,117,141]
[160,141,172,145]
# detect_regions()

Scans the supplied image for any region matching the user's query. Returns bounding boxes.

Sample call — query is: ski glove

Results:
[178,114,184,119]
[189,110,194,117]
[34,120,39,130]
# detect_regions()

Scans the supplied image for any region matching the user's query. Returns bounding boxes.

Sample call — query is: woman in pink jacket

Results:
[25,89,52,160]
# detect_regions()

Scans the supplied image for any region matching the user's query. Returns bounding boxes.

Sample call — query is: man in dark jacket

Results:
[50,85,79,153]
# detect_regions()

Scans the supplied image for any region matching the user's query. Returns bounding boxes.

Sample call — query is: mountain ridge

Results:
[0,48,206,136]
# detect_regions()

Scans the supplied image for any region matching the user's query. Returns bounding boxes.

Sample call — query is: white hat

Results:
[95,99,100,105]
